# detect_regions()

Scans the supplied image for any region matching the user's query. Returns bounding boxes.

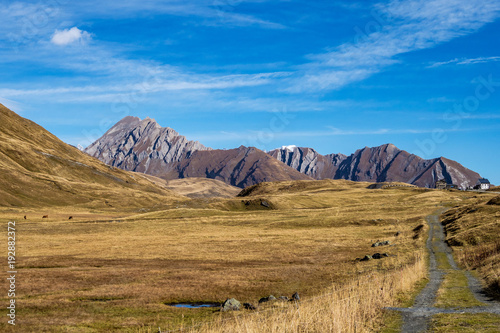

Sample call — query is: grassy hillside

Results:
[0,180,491,332]
[163,177,240,198]
[0,104,185,209]
[442,195,500,296]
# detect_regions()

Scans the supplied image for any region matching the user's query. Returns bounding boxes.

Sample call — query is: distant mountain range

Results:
[270,145,480,189]
[85,116,483,189]
[85,117,310,188]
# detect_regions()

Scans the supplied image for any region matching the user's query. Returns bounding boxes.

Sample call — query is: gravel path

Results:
[387,209,500,332]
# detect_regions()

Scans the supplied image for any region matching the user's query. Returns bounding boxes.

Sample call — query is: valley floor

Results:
[0,180,498,332]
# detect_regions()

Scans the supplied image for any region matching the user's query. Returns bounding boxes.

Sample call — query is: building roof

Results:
[478,178,490,184]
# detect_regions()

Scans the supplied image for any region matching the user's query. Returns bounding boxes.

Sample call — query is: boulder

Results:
[258,295,277,304]
[243,302,256,310]
[373,253,389,259]
[260,200,270,208]
[221,298,241,311]
[291,292,300,301]
[360,255,372,261]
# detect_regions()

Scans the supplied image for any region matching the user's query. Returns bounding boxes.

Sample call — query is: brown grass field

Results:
[0,179,497,332]
[442,194,500,296]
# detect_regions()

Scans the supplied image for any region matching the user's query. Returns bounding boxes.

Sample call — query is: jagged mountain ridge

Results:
[86,116,483,189]
[269,144,481,189]
[85,118,312,188]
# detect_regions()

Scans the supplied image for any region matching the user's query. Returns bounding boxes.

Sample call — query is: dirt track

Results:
[388,209,500,332]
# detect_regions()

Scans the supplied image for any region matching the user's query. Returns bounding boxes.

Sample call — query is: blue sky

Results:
[0,0,499,184]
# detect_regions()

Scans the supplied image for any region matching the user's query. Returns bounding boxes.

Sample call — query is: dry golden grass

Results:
[163,177,241,198]
[442,195,500,296]
[0,181,488,332]
[0,104,186,209]
[175,253,426,333]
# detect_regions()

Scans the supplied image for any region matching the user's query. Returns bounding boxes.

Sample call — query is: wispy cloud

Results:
[291,0,500,92]
[65,0,286,29]
[427,56,500,68]
[0,72,288,102]
[0,97,23,112]
[427,96,455,103]
[187,125,496,145]
[457,113,500,120]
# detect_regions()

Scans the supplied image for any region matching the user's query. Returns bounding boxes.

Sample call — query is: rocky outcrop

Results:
[269,146,347,180]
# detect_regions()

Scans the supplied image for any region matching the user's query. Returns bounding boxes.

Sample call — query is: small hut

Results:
[435,179,447,190]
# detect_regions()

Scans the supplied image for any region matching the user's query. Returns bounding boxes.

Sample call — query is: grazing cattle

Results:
[42,215,48,219]
[68,216,73,220]
[24,215,27,219]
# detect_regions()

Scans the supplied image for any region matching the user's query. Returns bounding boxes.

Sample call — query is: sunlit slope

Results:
[0,104,184,208]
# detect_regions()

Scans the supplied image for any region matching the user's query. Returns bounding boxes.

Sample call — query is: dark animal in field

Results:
[42,215,48,219]
[68,216,73,220]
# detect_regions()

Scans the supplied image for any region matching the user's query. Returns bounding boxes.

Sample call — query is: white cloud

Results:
[51,27,91,46]
[428,56,500,68]
[292,0,500,92]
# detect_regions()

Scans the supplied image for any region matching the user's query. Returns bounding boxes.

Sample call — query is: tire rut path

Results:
[387,208,500,332]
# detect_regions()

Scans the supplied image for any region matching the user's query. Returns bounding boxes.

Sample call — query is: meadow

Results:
[0,179,494,332]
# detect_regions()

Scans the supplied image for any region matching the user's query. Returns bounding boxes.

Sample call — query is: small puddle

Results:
[167,303,220,309]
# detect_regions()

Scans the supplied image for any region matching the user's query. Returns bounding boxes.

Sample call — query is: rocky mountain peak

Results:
[85,116,210,174]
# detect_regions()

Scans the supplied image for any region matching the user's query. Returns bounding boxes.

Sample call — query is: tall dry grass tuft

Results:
[176,252,426,333]
[456,241,500,294]
[457,241,500,270]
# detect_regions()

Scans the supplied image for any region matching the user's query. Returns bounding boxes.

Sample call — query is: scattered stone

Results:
[221,298,241,311]
[372,253,389,259]
[360,255,372,261]
[243,303,256,310]
[395,231,401,237]
[372,240,391,247]
[278,296,289,302]
[260,200,270,208]
[258,295,277,304]
[291,292,300,301]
